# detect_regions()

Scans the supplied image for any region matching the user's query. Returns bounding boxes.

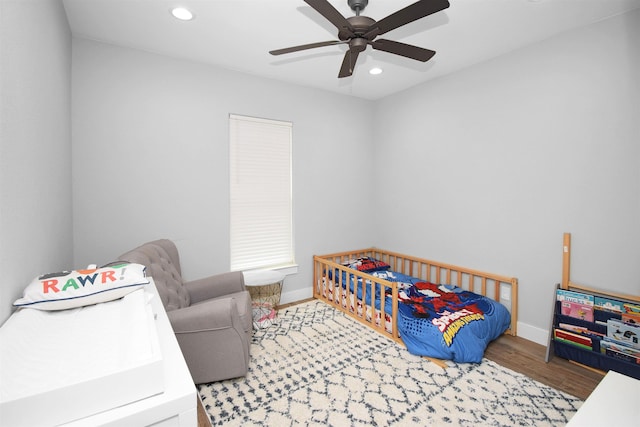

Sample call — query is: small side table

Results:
[243,270,285,329]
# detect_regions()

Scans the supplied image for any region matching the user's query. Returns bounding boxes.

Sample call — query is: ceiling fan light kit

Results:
[269,0,450,78]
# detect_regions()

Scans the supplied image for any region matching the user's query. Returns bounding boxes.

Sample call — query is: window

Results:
[229,114,294,271]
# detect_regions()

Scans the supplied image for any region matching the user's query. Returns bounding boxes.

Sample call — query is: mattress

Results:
[0,288,163,426]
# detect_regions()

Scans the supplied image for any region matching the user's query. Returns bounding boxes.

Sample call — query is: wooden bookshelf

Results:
[545,233,640,380]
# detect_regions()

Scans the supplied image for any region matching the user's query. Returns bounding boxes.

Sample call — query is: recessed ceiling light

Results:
[171,7,194,21]
[369,67,383,75]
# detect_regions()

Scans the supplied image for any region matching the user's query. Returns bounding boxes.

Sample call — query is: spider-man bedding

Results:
[332,260,511,363]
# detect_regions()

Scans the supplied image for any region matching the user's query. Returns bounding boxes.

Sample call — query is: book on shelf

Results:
[554,328,592,350]
[603,348,640,364]
[601,338,640,357]
[561,300,594,322]
[594,296,624,312]
[622,312,640,325]
[558,322,604,337]
[607,319,640,349]
[554,337,591,351]
[556,289,594,305]
[624,303,640,315]
[601,339,640,364]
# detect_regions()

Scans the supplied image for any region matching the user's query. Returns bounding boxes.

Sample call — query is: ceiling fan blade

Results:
[338,49,360,78]
[270,40,346,55]
[371,39,436,62]
[372,0,450,36]
[304,0,354,35]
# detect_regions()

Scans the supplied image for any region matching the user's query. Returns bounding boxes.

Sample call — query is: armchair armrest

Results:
[183,271,246,305]
[167,297,250,383]
[167,297,239,333]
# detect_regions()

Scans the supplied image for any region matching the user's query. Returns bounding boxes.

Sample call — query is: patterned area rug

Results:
[198,300,582,426]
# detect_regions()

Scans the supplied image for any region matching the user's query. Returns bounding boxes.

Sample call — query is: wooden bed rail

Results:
[313,255,401,343]
[370,248,517,311]
[313,248,519,341]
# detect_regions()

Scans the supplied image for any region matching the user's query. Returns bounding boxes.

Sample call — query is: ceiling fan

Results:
[269,0,450,78]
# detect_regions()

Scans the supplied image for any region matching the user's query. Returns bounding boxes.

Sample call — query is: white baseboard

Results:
[280,288,313,306]
[517,321,550,347]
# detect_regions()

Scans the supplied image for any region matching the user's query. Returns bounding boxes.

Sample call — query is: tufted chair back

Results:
[118,239,190,311]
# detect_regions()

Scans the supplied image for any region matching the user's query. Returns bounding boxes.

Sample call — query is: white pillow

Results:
[13,262,149,310]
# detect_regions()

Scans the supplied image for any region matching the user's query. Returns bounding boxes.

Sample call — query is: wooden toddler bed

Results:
[313,248,518,365]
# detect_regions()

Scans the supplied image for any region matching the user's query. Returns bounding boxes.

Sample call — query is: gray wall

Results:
[373,9,640,342]
[2,2,638,343]
[71,39,376,304]
[0,0,73,324]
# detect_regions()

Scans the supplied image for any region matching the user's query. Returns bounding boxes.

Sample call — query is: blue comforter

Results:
[333,269,511,363]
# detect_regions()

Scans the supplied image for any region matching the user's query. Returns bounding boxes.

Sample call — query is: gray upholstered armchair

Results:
[118,239,252,384]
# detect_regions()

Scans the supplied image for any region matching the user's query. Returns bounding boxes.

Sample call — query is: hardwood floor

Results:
[484,334,603,401]
[196,299,604,426]
[197,396,208,427]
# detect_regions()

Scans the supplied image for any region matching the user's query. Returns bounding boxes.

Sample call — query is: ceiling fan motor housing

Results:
[338,15,376,40]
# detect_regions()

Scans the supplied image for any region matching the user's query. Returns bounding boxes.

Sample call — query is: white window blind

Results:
[229,114,294,271]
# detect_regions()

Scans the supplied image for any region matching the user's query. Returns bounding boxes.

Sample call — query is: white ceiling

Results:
[62,0,640,100]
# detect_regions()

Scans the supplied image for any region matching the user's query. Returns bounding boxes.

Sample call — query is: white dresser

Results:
[0,278,197,427]
[566,370,640,427]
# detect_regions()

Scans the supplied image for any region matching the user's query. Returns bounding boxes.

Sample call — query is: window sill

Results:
[271,264,298,276]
